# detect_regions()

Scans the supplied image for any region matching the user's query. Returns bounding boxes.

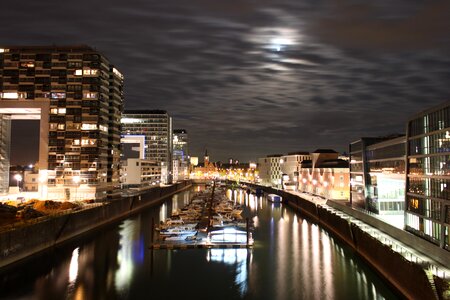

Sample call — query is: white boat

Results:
[159,226,197,236]
[164,234,197,241]
[267,194,282,203]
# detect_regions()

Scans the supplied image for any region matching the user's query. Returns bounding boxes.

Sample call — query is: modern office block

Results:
[257,154,283,187]
[173,129,189,180]
[349,136,406,216]
[0,45,123,200]
[122,110,172,184]
[406,101,450,250]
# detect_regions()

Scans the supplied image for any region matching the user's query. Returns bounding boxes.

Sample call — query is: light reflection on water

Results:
[207,248,251,296]
[0,186,398,300]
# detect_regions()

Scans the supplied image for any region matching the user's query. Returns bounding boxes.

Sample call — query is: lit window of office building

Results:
[406,101,450,250]
[0,46,123,200]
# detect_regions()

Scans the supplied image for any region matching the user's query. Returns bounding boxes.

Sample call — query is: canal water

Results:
[0,186,399,299]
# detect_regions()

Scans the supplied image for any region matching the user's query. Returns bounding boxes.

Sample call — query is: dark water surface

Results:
[0,187,398,299]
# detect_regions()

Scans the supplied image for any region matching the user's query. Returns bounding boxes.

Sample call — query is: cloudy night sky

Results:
[2,0,450,163]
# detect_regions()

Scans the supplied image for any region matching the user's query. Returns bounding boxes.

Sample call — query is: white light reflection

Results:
[159,203,167,222]
[253,215,259,228]
[301,220,311,298]
[248,193,256,211]
[321,231,333,299]
[69,247,79,284]
[115,220,137,293]
[276,207,288,300]
[207,249,250,296]
[311,224,320,296]
[172,194,179,213]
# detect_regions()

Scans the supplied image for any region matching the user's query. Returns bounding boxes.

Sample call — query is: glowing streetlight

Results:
[73,176,80,201]
[14,174,22,190]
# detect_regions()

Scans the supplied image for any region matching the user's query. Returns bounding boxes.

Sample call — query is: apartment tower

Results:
[0,45,123,200]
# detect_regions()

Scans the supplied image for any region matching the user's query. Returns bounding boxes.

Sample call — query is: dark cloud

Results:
[1,0,450,163]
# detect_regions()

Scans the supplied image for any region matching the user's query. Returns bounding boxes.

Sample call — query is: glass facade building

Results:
[349,136,406,216]
[406,101,450,250]
[173,129,189,180]
[121,110,173,184]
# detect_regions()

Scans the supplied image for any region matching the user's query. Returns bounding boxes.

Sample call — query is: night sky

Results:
[2,0,450,164]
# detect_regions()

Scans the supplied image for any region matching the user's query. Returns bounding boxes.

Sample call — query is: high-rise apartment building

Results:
[121,110,172,184]
[406,101,450,250]
[0,45,123,200]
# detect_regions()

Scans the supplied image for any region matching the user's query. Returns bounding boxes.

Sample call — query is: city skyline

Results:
[2,0,450,162]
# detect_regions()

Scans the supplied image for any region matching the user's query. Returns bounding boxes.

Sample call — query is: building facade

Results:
[280,152,310,190]
[350,136,406,217]
[173,129,189,180]
[298,149,349,200]
[122,110,173,184]
[406,101,450,250]
[0,45,123,200]
[120,158,161,188]
[257,154,282,187]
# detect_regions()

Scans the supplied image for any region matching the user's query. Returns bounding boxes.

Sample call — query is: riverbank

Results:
[238,182,450,300]
[0,181,192,270]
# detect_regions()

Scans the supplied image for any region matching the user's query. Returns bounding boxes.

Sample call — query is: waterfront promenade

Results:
[291,190,449,277]
[239,182,450,299]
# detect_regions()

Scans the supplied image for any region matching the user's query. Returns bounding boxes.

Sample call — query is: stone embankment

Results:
[0,181,191,270]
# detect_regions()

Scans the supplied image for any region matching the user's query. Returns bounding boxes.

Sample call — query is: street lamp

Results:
[73,176,80,201]
[14,174,22,191]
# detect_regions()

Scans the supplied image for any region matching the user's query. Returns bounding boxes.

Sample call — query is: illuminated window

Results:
[83,92,98,99]
[73,139,80,145]
[81,139,96,146]
[50,108,58,114]
[74,69,83,76]
[83,69,98,76]
[81,123,98,130]
[1,92,19,99]
[57,124,65,130]
[99,125,108,132]
[58,108,66,114]
[20,61,35,68]
[51,92,66,99]
[49,123,58,130]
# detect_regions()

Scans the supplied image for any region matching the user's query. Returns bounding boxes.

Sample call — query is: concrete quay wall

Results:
[0,181,192,270]
[238,182,439,300]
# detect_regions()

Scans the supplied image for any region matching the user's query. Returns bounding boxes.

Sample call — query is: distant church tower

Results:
[204,149,209,166]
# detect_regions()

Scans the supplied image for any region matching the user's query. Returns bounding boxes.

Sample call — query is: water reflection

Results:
[69,247,79,284]
[115,218,141,294]
[207,248,251,296]
[0,187,398,300]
